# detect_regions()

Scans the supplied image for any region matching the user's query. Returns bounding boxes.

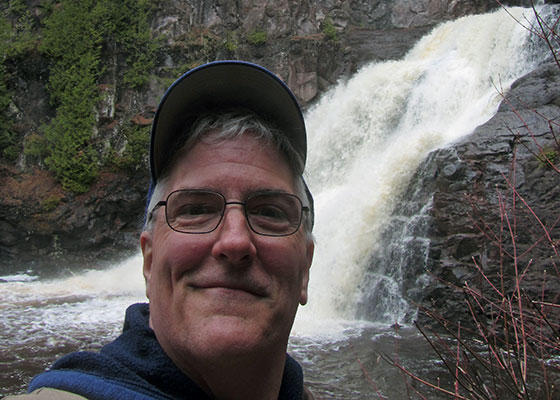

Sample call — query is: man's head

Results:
[139,61,314,390]
[145,109,313,236]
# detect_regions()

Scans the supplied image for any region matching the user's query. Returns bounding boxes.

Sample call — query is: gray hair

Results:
[144,110,314,236]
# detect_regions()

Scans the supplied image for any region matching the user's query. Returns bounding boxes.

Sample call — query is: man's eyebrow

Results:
[249,188,292,195]
[171,187,293,196]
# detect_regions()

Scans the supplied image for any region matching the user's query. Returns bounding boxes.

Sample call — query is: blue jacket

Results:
[29,303,308,400]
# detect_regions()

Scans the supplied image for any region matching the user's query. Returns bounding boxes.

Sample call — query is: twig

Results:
[379,351,470,400]
[349,342,386,399]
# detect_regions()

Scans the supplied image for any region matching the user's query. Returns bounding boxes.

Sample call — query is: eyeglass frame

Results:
[148,189,310,237]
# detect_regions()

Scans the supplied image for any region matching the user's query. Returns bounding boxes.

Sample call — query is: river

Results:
[1,5,555,398]
[1,256,451,399]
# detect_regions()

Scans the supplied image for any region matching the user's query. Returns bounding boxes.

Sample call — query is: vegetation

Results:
[107,1,158,88]
[23,132,49,160]
[247,30,268,45]
[0,0,36,161]
[322,17,338,41]
[0,62,17,161]
[37,0,156,193]
[40,0,102,192]
[224,31,239,52]
[0,0,292,194]
[109,123,150,171]
[537,146,558,168]
[41,194,61,212]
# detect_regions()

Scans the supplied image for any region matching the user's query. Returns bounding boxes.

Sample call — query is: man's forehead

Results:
[167,132,296,177]
[167,137,295,189]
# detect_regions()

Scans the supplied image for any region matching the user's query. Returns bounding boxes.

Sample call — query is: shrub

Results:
[224,31,238,52]
[106,0,157,88]
[24,132,50,159]
[44,105,99,194]
[0,63,12,158]
[0,0,36,162]
[537,146,558,168]
[111,123,150,171]
[1,132,19,161]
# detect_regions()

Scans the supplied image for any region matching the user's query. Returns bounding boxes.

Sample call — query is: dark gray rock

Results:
[412,62,560,329]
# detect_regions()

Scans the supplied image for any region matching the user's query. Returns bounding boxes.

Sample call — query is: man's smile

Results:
[188,278,269,298]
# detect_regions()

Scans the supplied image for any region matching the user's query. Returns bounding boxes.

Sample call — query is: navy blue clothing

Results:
[29,303,306,400]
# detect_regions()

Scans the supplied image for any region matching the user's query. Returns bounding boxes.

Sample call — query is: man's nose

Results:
[211,205,257,264]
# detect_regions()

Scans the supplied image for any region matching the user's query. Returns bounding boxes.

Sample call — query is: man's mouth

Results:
[190,280,267,298]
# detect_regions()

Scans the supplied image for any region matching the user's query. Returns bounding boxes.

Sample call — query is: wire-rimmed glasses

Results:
[150,189,309,237]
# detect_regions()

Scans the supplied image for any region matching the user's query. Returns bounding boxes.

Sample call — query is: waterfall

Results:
[300,6,551,323]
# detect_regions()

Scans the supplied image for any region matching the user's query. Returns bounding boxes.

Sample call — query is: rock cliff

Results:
[415,61,560,327]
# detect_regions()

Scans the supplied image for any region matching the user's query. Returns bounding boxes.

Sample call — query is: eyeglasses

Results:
[150,189,309,237]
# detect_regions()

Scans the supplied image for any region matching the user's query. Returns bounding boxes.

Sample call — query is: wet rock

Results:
[415,62,560,329]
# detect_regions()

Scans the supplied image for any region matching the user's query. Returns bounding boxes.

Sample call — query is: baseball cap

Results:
[149,60,308,184]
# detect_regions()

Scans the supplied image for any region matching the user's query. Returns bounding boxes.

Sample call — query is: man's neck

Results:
[175,347,288,400]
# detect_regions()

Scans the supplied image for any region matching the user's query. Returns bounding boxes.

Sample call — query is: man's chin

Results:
[193,315,279,354]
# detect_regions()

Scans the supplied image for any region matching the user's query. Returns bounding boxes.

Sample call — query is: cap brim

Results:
[150,60,306,183]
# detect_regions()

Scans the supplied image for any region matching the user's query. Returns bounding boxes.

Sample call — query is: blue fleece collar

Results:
[29,303,305,400]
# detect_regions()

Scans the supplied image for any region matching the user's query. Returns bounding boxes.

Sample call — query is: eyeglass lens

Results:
[165,190,303,236]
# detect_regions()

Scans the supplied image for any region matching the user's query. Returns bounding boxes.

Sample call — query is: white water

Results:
[0,6,554,398]
[300,6,546,322]
[0,258,146,349]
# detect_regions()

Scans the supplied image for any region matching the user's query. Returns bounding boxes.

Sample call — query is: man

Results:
[10,61,315,399]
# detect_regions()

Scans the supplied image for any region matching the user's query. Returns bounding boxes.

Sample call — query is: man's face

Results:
[140,134,313,375]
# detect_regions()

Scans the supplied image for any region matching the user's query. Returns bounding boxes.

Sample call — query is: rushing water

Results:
[1,6,555,398]
[0,257,451,399]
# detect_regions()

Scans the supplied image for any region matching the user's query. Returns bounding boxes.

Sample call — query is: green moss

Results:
[322,17,338,41]
[247,30,267,45]
[537,147,558,168]
[41,195,61,213]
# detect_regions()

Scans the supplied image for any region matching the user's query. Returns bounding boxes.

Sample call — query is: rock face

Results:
[0,167,147,272]
[402,61,560,328]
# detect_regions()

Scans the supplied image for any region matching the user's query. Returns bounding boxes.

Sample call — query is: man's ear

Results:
[140,231,153,299]
[299,239,314,306]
